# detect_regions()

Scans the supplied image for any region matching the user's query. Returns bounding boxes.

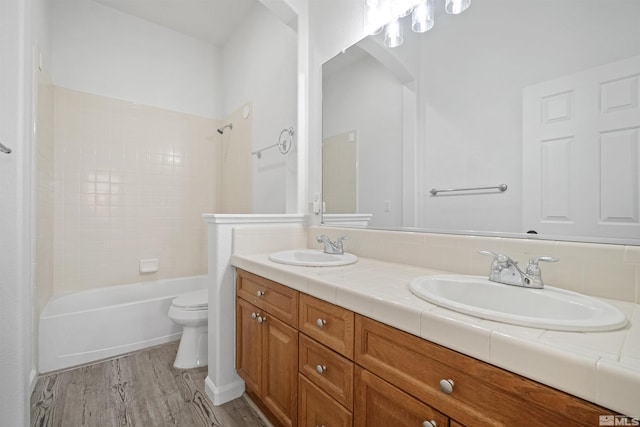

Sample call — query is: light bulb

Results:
[412,0,434,33]
[365,0,388,35]
[384,18,403,48]
[445,0,470,14]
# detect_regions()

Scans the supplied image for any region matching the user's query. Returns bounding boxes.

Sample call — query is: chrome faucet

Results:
[316,235,347,255]
[478,250,558,289]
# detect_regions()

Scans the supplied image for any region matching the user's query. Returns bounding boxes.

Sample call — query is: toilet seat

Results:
[172,289,208,310]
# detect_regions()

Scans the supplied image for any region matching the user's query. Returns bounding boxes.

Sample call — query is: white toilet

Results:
[168,289,208,369]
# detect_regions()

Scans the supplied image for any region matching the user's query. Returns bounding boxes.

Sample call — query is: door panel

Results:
[523,55,640,239]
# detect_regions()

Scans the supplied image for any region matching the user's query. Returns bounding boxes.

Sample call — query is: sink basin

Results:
[409,275,627,332]
[268,249,358,267]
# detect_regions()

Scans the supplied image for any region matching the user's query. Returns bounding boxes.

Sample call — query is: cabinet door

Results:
[236,298,263,395]
[263,313,299,427]
[299,374,352,427]
[354,367,448,427]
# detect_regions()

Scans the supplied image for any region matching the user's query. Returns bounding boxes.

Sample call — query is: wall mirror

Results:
[322,0,640,244]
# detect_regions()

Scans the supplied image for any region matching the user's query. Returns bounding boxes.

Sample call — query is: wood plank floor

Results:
[31,342,270,427]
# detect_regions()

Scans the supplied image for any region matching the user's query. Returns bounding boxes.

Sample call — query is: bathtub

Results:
[39,275,208,373]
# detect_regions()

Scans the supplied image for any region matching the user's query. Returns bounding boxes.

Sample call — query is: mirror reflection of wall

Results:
[322,0,640,242]
[323,45,411,228]
[322,130,357,214]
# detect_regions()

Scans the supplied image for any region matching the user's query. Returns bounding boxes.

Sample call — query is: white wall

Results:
[0,0,34,424]
[51,0,222,119]
[223,3,298,213]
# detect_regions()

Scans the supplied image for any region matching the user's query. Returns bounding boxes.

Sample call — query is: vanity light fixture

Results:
[412,0,435,33]
[445,0,470,14]
[384,17,404,48]
[365,0,470,47]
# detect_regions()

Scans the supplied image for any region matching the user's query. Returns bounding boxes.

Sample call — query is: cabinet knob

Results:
[316,318,326,328]
[316,365,327,374]
[422,421,437,427]
[251,312,258,319]
[257,315,266,324]
[439,379,455,394]
[256,290,265,298]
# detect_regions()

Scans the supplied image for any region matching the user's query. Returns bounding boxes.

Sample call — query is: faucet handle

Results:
[478,250,510,264]
[526,256,558,274]
[529,256,559,265]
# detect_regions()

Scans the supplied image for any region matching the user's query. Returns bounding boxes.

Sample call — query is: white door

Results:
[523,55,640,240]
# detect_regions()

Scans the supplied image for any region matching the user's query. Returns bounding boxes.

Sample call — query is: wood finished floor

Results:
[30,342,270,427]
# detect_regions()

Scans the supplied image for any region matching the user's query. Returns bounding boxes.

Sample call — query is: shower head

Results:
[217,123,233,135]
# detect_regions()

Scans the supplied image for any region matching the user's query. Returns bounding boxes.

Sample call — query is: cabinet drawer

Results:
[299,374,352,427]
[299,294,354,358]
[354,366,448,427]
[299,333,354,410]
[355,315,609,427]
[236,269,298,327]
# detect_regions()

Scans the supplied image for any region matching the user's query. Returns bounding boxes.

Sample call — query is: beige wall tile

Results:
[52,87,219,292]
[313,226,639,302]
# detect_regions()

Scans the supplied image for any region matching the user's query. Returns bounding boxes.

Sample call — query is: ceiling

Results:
[92,0,259,47]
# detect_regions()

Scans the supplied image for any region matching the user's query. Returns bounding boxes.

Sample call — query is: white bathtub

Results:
[39,275,208,373]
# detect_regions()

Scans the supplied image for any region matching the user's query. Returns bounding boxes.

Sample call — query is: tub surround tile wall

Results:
[227,224,639,416]
[53,88,220,293]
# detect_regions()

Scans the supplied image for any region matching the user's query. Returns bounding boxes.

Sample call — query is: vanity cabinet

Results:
[236,270,299,427]
[355,315,609,427]
[297,294,355,426]
[235,269,613,427]
[354,366,447,427]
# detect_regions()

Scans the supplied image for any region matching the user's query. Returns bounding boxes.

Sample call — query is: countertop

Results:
[231,252,640,417]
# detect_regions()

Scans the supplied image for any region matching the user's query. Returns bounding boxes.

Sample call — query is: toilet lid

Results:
[172,289,208,309]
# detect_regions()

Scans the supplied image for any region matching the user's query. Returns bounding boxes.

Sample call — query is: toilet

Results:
[168,289,208,369]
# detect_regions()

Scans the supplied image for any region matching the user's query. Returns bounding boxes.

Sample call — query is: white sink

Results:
[409,275,627,332]
[268,249,358,267]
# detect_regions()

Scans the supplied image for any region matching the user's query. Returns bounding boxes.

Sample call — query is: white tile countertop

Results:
[231,252,640,417]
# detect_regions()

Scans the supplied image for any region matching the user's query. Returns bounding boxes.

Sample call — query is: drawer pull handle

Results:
[439,379,455,394]
[256,290,265,297]
[316,318,326,328]
[251,312,265,323]
[422,421,437,427]
[316,364,327,374]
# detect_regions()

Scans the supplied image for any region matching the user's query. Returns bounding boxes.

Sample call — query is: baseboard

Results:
[204,375,245,406]
[242,393,274,427]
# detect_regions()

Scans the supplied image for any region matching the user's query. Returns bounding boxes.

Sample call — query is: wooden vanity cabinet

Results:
[236,269,613,427]
[298,374,352,427]
[236,270,299,427]
[355,315,610,427]
[299,293,354,358]
[297,294,355,426]
[354,366,448,427]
